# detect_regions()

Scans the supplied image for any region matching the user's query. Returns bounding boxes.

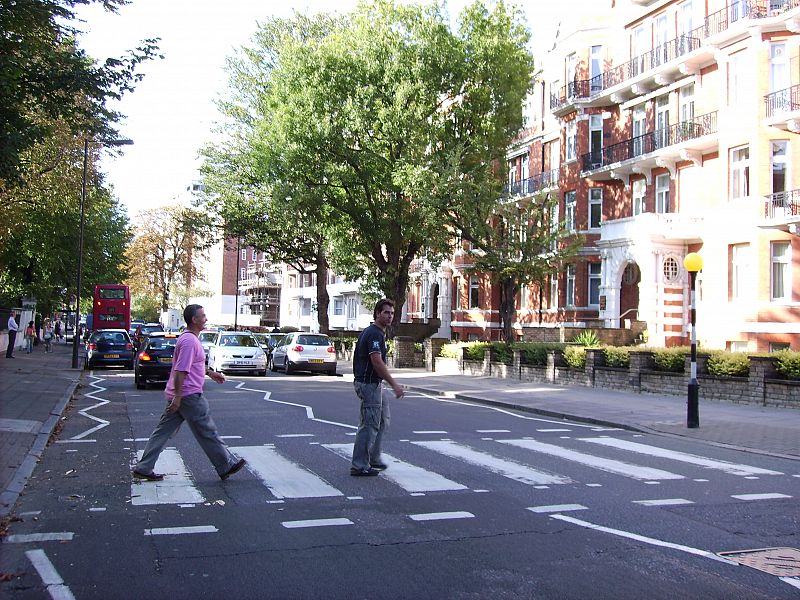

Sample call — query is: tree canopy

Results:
[203,0,535,324]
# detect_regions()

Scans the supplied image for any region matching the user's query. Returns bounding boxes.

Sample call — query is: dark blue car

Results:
[85,329,135,370]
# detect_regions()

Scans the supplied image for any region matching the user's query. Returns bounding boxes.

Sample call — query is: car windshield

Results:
[297,335,330,346]
[92,332,128,344]
[219,334,258,347]
[142,325,163,334]
[146,338,178,350]
[199,332,218,343]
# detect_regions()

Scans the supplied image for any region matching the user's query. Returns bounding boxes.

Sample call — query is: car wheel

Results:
[284,359,293,375]
[258,369,267,376]
[270,358,278,372]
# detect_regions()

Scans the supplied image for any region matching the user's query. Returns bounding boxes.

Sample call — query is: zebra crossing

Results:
[129,433,792,507]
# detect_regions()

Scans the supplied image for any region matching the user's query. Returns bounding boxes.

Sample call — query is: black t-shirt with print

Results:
[353,324,386,383]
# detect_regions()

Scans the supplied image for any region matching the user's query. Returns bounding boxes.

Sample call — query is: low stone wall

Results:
[433,348,800,407]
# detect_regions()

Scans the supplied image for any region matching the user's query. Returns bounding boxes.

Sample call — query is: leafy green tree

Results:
[0,0,160,187]
[450,191,582,342]
[131,292,161,322]
[205,0,534,325]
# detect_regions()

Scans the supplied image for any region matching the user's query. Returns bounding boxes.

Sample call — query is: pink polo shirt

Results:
[165,332,206,400]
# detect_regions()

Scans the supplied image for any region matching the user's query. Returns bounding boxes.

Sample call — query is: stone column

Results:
[748,356,778,406]
[424,337,448,371]
[628,350,654,392]
[585,348,604,387]
[393,336,415,368]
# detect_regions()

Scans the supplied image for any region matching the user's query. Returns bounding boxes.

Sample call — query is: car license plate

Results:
[309,359,324,364]
[105,354,120,359]
[159,357,172,364]
[234,360,253,366]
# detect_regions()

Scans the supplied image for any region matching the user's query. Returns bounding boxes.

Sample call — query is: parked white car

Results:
[207,331,267,376]
[271,332,337,375]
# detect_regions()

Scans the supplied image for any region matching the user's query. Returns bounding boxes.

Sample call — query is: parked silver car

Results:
[207,331,267,376]
[199,330,219,364]
[271,332,337,375]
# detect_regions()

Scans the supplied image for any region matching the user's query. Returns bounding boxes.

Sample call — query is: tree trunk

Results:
[499,276,518,343]
[314,247,330,335]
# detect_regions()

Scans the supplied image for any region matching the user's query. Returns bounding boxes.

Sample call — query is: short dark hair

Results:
[373,298,395,319]
[183,304,203,326]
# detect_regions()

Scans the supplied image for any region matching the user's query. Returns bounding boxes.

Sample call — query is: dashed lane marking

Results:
[281,518,353,529]
[6,532,74,543]
[144,525,218,536]
[527,504,587,514]
[409,511,474,522]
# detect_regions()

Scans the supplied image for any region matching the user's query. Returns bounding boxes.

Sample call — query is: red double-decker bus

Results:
[92,284,131,332]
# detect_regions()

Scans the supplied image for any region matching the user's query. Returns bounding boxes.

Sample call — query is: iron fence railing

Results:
[506,168,560,197]
[581,111,717,172]
[764,188,800,219]
[765,84,800,117]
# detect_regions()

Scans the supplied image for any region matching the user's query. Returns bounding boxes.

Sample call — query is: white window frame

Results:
[730,243,750,301]
[588,263,601,306]
[770,241,791,302]
[240,268,246,281]
[771,140,788,195]
[566,265,576,307]
[565,191,577,232]
[333,298,345,316]
[590,45,603,92]
[589,114,603,166]
[730,146,750,200]
[633,178,646,216]
[240,248,247,261]
[728,51,745,106]
[655,174,670,213]
[589,188,602,229]
[566,119,577,162]
[549,273,558,309]
[252,248,257,261]
[469,275,480,309]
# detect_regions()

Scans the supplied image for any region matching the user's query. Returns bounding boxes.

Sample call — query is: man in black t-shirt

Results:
[350,299,404,476]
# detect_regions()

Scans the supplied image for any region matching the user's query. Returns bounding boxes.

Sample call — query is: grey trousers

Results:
[351,381,390,471]
[135,393,238,477]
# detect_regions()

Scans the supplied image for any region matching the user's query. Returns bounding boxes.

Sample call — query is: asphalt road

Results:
[2,368,799,600]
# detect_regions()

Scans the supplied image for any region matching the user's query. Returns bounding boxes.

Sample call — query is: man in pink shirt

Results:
[133,304,246,481]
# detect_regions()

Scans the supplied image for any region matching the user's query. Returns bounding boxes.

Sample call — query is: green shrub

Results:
[515,342,567,366]
[331,337,358,353]
[706,351,749,377]
[563,345,586,369]
[490,342,513,365]
[603,346,630,368]
[572,330,601,347]
[464,342,490,361]
[773,350,800,380]
[439,343,463,359]
[652,347,686,372]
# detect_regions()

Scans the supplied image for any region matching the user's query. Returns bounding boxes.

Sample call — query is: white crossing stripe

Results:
[476,429,510,433]
[498,439,683,481]
[633,498,694,507]
[536,429,572,432]
[409,511,474,521]
[413,430,448,434]
[323,444,467,492]
[527,504,587,514]
[25,549,76,600]
[282,518,353,529]
[231,446,343,499]
[131,448,205,506]
[579,438,784,477]
[6,532,74,543]
[276,434,315,438]
[731,493,792,501]
[413,440,572,486]
[144,526,218,536]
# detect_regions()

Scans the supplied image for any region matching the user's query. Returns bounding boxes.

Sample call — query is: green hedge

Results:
[707,351,750,377]
[332,337,359,353]
[652,347,686,372]
[774,350,800,380]
[439,342,463,359]
[563,345,586,369]
[516,342,568,366]
[603,346,630,368]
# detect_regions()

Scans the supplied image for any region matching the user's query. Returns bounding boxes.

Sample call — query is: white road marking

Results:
[324,443,467,492]
[19,511,41,516]
[25,549,76,600]
[413,440,572,486]
[477,429,510,433]
[276,434,315,438]
[409,511,474,521]
[88,507,106,512]
[779,577,800,590]
[234,382,356,430]
[55,439,96,444]
[70,376,110,440]
[144,525,218,536]
[731,493,792,501]
[579,438,783,477]
[281,518,353,528]
[6,532,74,543]
[219,435,242,439]
[413,430,448,434]
[550,514,737,565]
[499,439,683,481]
[231,446,342,499]
[537,429,571,432]
[131,448,205,506]
[633,498,694,506]
[527,504,587,513]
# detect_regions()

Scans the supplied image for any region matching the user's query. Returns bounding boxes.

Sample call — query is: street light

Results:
[72,137,134,369]
[683,252,703,428]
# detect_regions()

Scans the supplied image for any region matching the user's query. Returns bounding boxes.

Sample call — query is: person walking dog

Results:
[133,304,246,482]
[350,298,405,476]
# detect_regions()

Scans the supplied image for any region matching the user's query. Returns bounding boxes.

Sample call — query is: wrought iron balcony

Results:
[764,189,800,219]
[581,111,717,173]
[505,168,560,198]
[765,84,800,118]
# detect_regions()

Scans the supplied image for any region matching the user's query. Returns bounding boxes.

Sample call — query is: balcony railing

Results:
[581,111,717,172]
[551,0,800,104]
[765,84,800,118]
[506,168,560,197]
[764,189,800,219]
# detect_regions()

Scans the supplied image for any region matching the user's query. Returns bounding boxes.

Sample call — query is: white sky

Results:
[76,0,570,218]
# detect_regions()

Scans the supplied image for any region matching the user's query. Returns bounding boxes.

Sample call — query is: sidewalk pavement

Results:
[0,341,81,518]
[1,349,798,518]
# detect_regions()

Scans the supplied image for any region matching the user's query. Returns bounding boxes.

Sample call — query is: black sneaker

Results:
[221,458,247,481]
[133,470,164,481]
[370,462,388,471]
[350,467,380,477]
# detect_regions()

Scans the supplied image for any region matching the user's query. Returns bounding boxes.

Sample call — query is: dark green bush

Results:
[774,350,800,380]
[489,342,513,365]
[603,346,630,368]
[331,337,358,353]
[652,347,686,372]
[515,342,567,366]
[564,345,586,369]
[464,342,490,361]
[707,351,749,377]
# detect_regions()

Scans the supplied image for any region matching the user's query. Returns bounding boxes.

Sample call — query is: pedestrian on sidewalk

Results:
[24,321,35,354]
[133,304,246,482]
[6,311,18,358]
[350,298,405,477]
[43,319,54,353]
[54,319,62,343]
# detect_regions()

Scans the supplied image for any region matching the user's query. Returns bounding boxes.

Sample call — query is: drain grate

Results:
[718,547,800,577]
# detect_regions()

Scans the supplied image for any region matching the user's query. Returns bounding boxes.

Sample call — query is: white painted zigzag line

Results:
[234,382,356,430]
[70,375,110,440]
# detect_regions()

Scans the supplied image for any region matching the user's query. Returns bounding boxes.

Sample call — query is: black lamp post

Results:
[683,252,703,428]
[72,138,133,369]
